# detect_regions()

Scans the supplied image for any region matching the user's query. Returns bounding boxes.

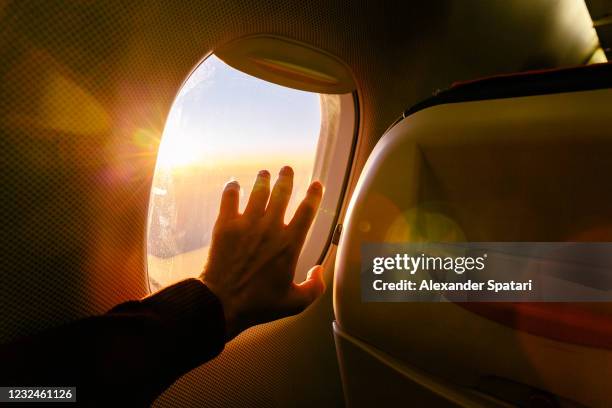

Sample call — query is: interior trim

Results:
[403,62,612,118]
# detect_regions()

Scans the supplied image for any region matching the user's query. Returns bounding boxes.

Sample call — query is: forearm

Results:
[0,279,226,407]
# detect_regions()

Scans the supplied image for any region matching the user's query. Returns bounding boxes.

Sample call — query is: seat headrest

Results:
[405,62,612,117]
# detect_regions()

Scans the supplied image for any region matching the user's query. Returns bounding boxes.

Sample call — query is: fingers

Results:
[218,180,240,222]
[266,166,294,224]
[284,265,326,313]
[218,167,315,227]
[287,181,323,242]
[243,170,271,219]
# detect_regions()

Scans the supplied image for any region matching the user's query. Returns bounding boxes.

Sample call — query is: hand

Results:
[201,166,326,340]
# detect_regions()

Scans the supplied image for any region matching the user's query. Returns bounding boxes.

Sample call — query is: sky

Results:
[156,54,322,169]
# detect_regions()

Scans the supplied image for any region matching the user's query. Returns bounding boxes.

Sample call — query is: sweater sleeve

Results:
[0,279,226,407]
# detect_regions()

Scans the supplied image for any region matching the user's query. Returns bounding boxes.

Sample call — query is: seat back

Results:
[334,63,612,407]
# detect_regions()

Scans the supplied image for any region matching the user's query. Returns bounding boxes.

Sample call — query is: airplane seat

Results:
[333,63,612,407]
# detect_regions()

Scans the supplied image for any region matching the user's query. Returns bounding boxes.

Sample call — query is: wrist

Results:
[199,277,240,341]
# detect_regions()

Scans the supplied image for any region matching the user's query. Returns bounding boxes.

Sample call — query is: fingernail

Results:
[225,180,240,190]
[309,181,322,192]
[258,170,270,178]
[280,166,293,176]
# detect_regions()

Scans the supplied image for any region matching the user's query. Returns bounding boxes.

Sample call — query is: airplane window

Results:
[147,54,355,291]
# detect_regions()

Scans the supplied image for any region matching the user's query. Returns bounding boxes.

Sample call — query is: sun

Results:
[156,131,206,169]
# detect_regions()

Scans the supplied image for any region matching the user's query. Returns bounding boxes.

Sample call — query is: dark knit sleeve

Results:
[0,279,226,407]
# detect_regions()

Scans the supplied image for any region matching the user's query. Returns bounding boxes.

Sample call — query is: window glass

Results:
[147,54,353,291]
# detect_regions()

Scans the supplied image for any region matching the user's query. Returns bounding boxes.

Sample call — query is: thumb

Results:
[285,265,326,313]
